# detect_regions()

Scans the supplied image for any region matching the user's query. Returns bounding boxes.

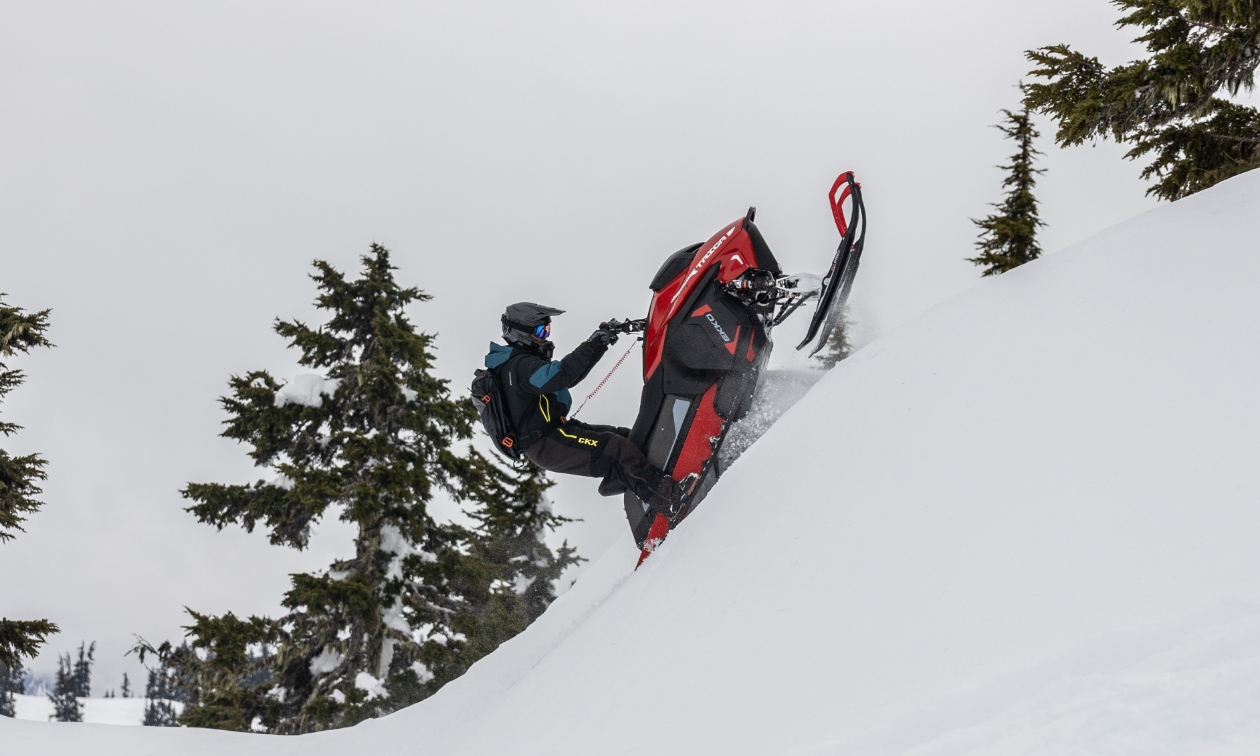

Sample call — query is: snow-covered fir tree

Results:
[0,661,23,717]
[0,296,59,670]
[969,108,1045,277]
[48,652,82,722]
[160,245,578,733]
[120,671,131,698]
[1024,0,1260,200]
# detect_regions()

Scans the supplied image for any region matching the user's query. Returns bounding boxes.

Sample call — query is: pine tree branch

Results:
[0,618,59,669]
[1179,12,1235,36]
[0,299,53,357]
[1212,132,1260,142]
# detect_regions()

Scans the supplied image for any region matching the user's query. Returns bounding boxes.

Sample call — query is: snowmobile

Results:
[605,172,867,565]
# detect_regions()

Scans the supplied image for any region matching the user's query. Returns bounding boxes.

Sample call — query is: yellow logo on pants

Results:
[557,427,599,447]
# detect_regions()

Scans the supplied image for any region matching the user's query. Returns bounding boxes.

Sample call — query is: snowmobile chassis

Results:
[614,171,867,567]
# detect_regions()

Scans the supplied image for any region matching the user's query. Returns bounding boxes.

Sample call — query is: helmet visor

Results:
[534,323,551,340]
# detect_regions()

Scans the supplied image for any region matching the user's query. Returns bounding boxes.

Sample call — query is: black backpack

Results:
[471,366,522,460]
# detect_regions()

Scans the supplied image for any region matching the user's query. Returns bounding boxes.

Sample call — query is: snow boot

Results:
[634,470,700,521]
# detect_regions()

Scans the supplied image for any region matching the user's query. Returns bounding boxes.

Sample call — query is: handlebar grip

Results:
[603,318,647,333]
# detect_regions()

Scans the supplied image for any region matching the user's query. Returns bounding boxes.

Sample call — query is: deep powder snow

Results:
[6,170,1260,755]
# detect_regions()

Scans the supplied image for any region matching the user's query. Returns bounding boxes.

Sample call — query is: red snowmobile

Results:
[606,172,867,566]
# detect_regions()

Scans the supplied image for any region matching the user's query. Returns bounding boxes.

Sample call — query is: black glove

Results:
[615,426,631,437]
[589,327,618,346]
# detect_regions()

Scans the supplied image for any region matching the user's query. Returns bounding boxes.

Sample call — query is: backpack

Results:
[471,366,522,460]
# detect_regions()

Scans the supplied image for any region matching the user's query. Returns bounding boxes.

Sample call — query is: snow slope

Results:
[6,170,1260,754]
[11,693,150,726]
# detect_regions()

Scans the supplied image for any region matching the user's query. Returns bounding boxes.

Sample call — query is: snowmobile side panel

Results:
[635,513,671,567]
[664,271,758,380]
[673,302,739,372]
[713,369,754,421]
[624,492,654,547]
[673,383,723,481]
[644,218,763,381]
[645,395,691,469]
[627,367,666,450]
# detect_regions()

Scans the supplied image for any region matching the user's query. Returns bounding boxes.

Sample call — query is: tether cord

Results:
[571,340,637,418]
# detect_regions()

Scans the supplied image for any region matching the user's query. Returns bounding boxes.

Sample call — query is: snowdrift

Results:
[7,171,1260,755]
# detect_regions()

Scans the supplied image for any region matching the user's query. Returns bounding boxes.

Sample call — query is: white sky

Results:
[1,0,1165,691]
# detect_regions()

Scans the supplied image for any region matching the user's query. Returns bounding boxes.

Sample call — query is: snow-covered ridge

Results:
[6,170,1260,755]
[9,694,152,726]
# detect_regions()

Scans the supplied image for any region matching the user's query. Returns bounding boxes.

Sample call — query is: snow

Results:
[378,638,396,678]
[5,170,1260,753]
[410,662,435,685]
[719,367,824,469]
[378,524,437,583]
[11,694,150,726]
[378,524,410,556]
[379,524,437,564]
[905,611,1260,755]
[381,597,411,635]
[353,672,387,701]
[307,647,343,675]
[272,375,341,408]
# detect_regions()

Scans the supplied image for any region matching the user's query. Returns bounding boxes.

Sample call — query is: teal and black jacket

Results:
[484,339,608,449]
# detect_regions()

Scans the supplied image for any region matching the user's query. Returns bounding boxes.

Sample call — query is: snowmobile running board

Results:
[631,171,867,569]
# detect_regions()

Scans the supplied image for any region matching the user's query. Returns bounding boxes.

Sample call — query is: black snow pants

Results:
[523,419,653,497]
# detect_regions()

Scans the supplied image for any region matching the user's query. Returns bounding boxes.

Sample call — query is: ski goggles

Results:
[534,323,551,340]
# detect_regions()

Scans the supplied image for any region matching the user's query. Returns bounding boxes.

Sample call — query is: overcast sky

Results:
[2,0,1166,691]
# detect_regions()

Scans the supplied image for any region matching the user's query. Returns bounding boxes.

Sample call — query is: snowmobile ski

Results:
[797,171,866,356]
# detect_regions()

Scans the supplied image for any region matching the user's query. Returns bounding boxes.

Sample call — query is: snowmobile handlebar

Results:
[725,272,778,294]
[600,318,647,335]
[724,270,819,312]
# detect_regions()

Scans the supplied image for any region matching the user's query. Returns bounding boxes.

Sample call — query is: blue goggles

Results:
[534,323,551,340]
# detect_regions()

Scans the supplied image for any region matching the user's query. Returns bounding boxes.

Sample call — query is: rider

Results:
[483,302,692,517]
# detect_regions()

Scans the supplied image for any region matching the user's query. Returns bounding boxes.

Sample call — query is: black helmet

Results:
[502,302,564,357]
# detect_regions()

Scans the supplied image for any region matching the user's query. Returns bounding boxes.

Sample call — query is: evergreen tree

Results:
[70,640,95,697]
[0,661,23,717]
[130,618,274,730]
[449,459,582,679]
[1024,0,1260,201]
[163,246,577,733]
[48,652,82,722]
[969,108,1046,276]
[140,659,183,727]
[0,296,59,669]
[120,672,131,698]
[812,309,854,369]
